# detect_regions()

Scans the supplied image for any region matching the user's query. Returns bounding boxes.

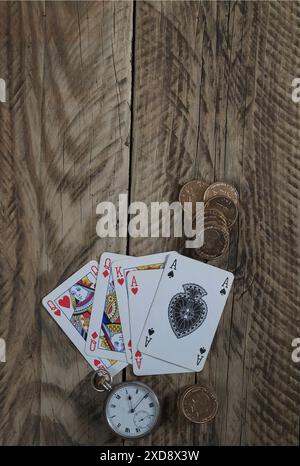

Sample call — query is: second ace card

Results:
[138,252,234,372]
[128,269,192,376]
[112,252,173,363]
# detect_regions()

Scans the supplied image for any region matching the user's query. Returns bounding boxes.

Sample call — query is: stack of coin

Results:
[198,209,230,260]
[204,182,239,230]
[179,180,239,260]
[177,385,218,424]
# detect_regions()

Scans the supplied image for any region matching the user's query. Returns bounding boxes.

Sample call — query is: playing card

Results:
[128,269,192,376]
[138,252,234,372]
[112,252,174,363]
[85,252,128,362]
[42,261,127,376]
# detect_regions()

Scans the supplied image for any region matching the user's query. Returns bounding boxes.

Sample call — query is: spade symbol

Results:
[148,328,154,336]
[168,271,174,278]
[220,288,226,295]
[200,347,206,354]
[168,283,208,339]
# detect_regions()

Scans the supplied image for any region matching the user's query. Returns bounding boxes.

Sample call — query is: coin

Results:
[204,209,227,227]
[179,180,210,204]
[195,221,229,260]
[178,385,218,424]
[203,182,239,206]
[205,195,238,229]
[179,180,210,217]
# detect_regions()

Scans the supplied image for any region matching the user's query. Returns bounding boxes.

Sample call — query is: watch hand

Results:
[126,389,134,413]
[132,394,148,412]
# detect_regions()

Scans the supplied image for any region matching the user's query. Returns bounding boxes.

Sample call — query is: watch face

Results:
[105,382,160,439]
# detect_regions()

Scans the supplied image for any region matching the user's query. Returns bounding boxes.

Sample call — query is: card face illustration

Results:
[85,253,128,362]
[128,269,192,376]
[112,252,174,363]
[138,252,234,372]
[42,260,127,376]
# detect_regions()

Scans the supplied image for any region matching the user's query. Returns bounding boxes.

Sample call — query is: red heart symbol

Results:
[54,310,61,316]
[131,287,138,295]
[94,359,100,367]
[102,270,109,278]
[92,332,98,339]
[58,296,70,308]
[117,278,124,285]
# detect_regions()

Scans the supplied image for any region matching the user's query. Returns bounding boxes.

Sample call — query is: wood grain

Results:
[126,0,207,446]
[0,0,132,446]
[193,0,249,446]
[238,0,300,446]
[40,1,132,446]
[128,0,300,446]
[192,0,300,446]
[0,1,45,446]
[0,0,299,446]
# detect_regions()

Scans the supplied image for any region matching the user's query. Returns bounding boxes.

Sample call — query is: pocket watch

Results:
[91,369,161,439]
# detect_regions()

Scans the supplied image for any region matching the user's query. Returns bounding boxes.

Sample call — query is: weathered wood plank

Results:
[0,0,133,446]
[238,0,300,445]
[0,1,45,446]
[193,0,300,446]
[127,0,207,446]
[40,1,133,445]
[130,0,300,446]
[193,0,248,446]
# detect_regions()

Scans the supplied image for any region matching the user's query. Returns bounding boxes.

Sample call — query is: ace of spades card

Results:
[42,261,127,376]
[138,252,234,372]
[85,252,128,362]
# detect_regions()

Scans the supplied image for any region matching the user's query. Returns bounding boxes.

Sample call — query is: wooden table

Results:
[0,1,299,446]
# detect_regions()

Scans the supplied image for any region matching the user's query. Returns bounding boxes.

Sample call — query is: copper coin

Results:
[204,182,239,206]
[196,210,227,238]
[204,209,227,227]
[179,180,210,216]
[195,222,229,260]
[178,385,218,424]
[205,195,238,229]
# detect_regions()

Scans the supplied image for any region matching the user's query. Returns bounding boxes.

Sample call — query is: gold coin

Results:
[178,385,218,424]
[179,180,210,217]
[205,195,238,229]
[195,222,229,260]
[204,182,239,206]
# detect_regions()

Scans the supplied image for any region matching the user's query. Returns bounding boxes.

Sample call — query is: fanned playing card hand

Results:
[43,251,233,377]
